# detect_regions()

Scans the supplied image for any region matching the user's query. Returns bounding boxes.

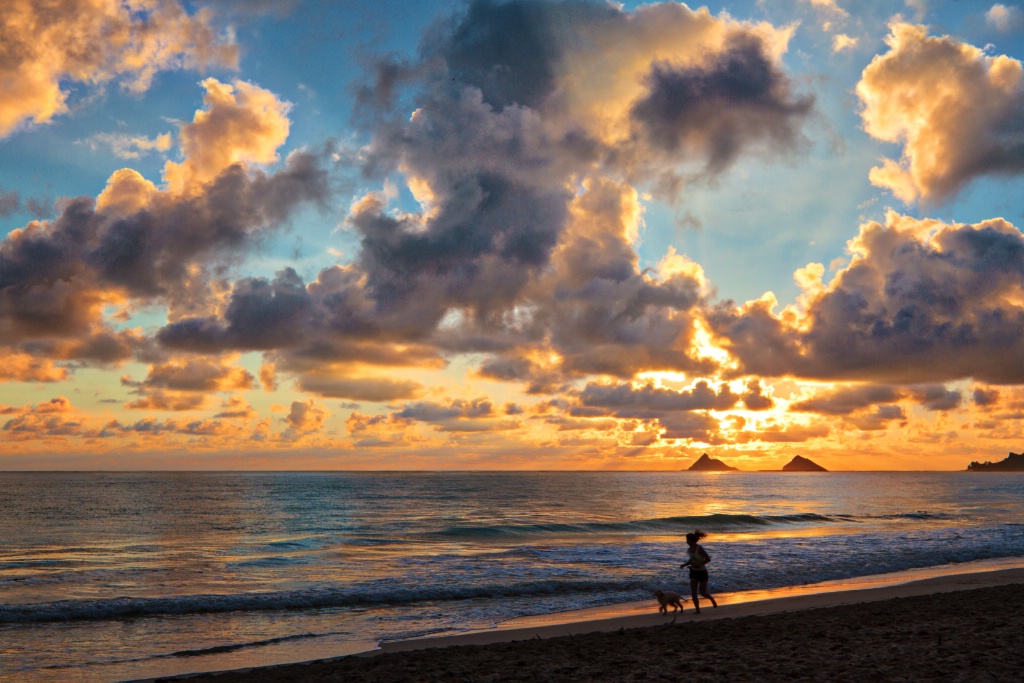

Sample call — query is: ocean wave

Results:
[3,525,1023,629]
[225,556,310,569]
[867,512,959,520]
[429,512,842,538]
[0,578,646,624]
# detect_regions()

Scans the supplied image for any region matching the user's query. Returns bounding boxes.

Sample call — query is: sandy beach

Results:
[154,567,1024,682]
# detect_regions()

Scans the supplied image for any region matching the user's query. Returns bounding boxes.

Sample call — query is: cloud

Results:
[81,132,174,159]
[912,385,962,411]
[284,399,330,434]
[848,404,907,431]
[0,0,237,138]
[857,22,1024,203]
[709,212,1024,385]
[800,0,849,19]
[391,397,521,432]
[259,362,278,392]
[0,78,326,379]
[742,380,775,410]
[0,186,20,217]
[905,0,928,21]
[124,391,209,412]
[396,398,494,421]
[150,1,812,399]
[657,411,721,441]
[628,33,814,178]
[832,34,858,53]
[0,396,142,442]
[578,380,739,417]
[0,352,68,382]
[124,358,254,393]
[163,79,292,194]
[402,0,811,187]
[986,4,1024,32]
[973,387,1000,407]
[793,385,904,415]
[33,396,72,413]
[215,395,257,419]
[736,423,831,443]
[296,375,422,402]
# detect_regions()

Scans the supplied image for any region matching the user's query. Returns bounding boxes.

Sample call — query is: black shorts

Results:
[689,569,709,582]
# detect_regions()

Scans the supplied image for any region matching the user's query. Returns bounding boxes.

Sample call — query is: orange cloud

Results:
[0,351,68,382]
[132,358,255,392]
[215,395,258,419]
[1,396,102,442]
[163,78,292,194]
[0,75,323,383]
[259,362,278,392]
[0,0,237,138]
[709,212,1024,385]
[284,399,330,435]
[857,22,1024,203]
[119,357,254,411]
[124,391,209,412]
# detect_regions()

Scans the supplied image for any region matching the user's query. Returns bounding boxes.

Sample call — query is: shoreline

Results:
[149,562,1024,682]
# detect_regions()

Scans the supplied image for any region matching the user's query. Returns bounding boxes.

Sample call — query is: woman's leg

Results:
[690,578,701,613]
[699,580,717,607]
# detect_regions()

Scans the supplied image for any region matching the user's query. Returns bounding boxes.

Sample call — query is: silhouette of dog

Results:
[653,589,684,616]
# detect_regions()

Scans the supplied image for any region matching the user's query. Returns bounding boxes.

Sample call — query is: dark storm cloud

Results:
[631,34,814,175]
[709,215,1024,384]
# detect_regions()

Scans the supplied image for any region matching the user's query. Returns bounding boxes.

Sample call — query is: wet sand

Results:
[154,568,1024,682]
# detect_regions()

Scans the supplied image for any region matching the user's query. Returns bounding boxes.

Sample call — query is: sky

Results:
[2,0,1024,471]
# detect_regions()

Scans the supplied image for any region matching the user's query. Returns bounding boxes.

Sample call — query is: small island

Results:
[759,455,828,472]
[686,453,738,471]
[966,452,1024,472]
[782,455,828,472]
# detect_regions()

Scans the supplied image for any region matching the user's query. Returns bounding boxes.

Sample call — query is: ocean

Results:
[2,470,1023,682]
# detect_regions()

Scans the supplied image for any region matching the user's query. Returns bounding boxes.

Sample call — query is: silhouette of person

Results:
[679,529,718,614]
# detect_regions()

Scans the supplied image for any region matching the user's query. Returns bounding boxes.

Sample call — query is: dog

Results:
[653,589,684,618]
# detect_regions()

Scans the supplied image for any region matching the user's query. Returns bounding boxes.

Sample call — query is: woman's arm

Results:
[699,546,711,565]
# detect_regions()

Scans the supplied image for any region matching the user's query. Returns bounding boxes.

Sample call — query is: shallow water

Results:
[2,471,1022,681]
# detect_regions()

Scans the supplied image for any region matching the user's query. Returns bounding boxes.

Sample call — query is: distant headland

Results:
[966,452,1024,472]
[684,454,828,472]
